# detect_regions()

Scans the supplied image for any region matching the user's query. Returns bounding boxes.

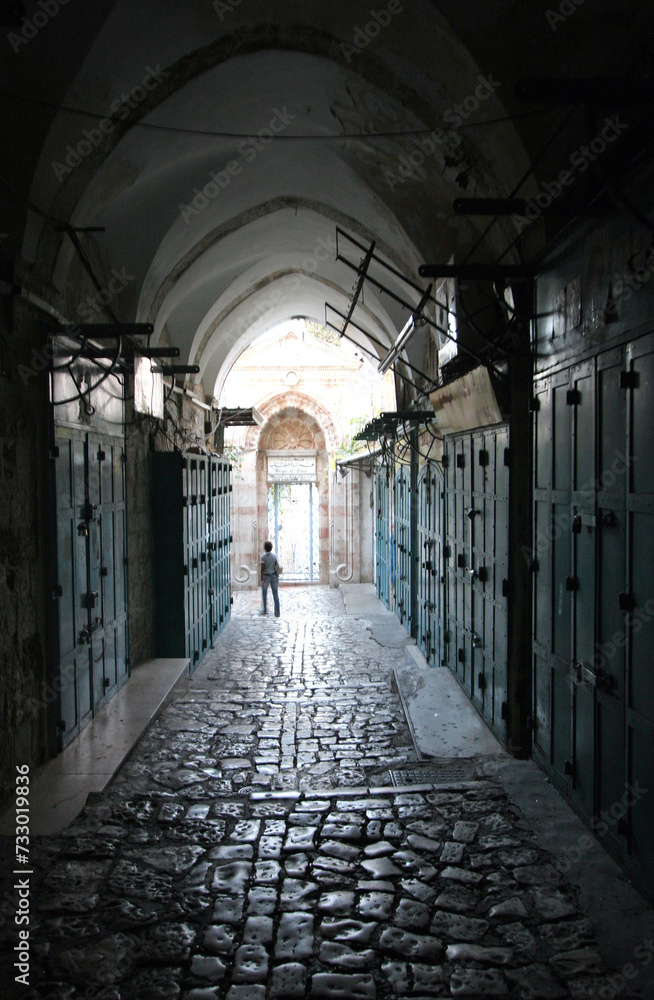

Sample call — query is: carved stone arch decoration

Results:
[246,391,340,451]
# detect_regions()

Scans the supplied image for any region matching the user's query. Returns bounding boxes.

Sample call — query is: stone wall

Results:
[0,297,54,805]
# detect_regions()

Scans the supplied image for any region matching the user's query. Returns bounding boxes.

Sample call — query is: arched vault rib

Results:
[143,196,427,334]
[245,391,341,452]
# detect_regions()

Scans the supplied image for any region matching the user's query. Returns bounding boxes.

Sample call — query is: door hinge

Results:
[81,591,98,609]
[566,388,581,405]
[564,759,574,776]
[504,448,511,467]
[478,450,489,467]
[502,578,510,597]
[50,446,60,459]
[619,592,636,612]
[619,370,639,389]
[501,701,509,720]
[53,584,63,598]
[456,453,465,468]
[477,672,486,690]
[442,454,449,468]
[565,576,579,591]
[530,397,541,412]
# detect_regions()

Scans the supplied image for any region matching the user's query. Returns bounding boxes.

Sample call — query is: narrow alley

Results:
[2,587,651,1000]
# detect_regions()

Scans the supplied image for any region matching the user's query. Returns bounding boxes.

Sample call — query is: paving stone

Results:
[400,879,438,904]
[358,891,394,920]
[247,886,278,915]
[243,915,274,945]
[231,819,261,842]
[506,964,570,999]
[285,825,318,850]
[130,966,183,998]
[430,911,489,942]
[381,960,410,994]
[497,848,540,868]
[383,822,404,839]
[434,887,479,914]
[446,943,514,964]
[275,912,315,958]
[281,878,319,910]
[211,862,252,894]
[208,844,253,861]
[532,888,579,921]
[323,824,363,841]
[321,918,378,945]
[379,927,444,962]
[440,842,465,864]
[202,924,235,954]
[285,853,310,876]
[488,896,529,919]
[258,836,283,859]
[189,955,227,981]
[311,973,377,999]
[407,821,446,839]
[226,986,266,1000]
[440,866,483,885]
[318,890,356,915]
[254,859,281,883]
[184,988,221,1000]
[233,944,269,982]
[498,922,537,956]
[452,821,480,844]
[412,963,448,993]
[211,896,243,923]
[313,855,356,875]
[361,856,403,879]
[320,941,377,969]
[57,932,140,985]
[406,833,442,853]
[271,962,308,998]
[450,967,509,996]
[363,840,396,857]
[322,840,361,861]
[394,897,431,930]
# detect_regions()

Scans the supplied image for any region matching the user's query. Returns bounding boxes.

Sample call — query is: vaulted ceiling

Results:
[2,0,652,398]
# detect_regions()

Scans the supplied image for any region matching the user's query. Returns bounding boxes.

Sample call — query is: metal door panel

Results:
[553,382,572,491]
[630,512,654,723]
[535,381,552,491]
[552,514,572,661]
[102,511,116,624]
[574,367,596,491]
[552,667,572,788]
[631,352,654,496]
[629,727,654,887]
[533,655,551,757]
[534,500,551,647]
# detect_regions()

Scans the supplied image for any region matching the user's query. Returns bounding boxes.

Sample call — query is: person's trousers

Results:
[262,573,280,615]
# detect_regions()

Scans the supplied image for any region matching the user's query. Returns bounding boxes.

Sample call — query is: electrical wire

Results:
[0,88,562,141]
[51,337,123,405]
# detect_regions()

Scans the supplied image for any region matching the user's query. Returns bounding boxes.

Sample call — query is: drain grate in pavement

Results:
[389,760,479,785]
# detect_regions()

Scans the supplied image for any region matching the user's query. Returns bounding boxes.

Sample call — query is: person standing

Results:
[260,540,281,617]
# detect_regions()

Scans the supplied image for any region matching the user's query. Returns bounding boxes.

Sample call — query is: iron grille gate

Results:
[52,427,129,747]
[268,482,319,581]
[417,462,445,667]
[395,465,413,632]
[532,335,654,893]
[443,426,509,742]
[375,470,390,608]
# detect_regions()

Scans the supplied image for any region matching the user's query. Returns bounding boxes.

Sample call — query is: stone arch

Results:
[246,391,340,451]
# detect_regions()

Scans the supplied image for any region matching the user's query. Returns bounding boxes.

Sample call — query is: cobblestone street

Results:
[1,588,644,999]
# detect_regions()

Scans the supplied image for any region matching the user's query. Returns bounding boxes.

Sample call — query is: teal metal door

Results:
[395,465,412,632]
[417,462,444,666]
[532,336,654,894]
[52,428,129,747]
[444,426,509,742]
[375,470,390,607]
